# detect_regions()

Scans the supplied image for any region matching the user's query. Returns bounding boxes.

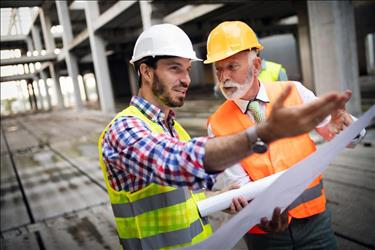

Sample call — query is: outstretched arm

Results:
[203,85,352,172]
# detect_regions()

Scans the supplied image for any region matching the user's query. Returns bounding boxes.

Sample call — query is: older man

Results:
[205,21,365,250]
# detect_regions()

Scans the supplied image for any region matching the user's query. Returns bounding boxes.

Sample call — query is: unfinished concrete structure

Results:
[1,1,375,249]
[1,0,374,116]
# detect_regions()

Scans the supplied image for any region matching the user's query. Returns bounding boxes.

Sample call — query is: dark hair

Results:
[133,56,176,87]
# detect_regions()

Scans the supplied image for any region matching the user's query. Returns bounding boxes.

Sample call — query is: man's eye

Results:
[229,64,237,70]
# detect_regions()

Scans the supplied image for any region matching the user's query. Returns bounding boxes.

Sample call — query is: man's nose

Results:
[180,72,190,87]
[218,69,230,82]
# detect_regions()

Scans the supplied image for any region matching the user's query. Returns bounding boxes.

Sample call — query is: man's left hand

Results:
[258,207,289,233]
[324,90,353,140]
[218,183,249,214]
[325,108,353,140]
[223,196,248,214]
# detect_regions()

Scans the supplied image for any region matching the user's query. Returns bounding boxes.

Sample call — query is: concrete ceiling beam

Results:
[1,73,36,82]
[93,1,137,31]
[0,34,27,42]
[163,4,224,26]
[69,1,86,10]
[0,53,56,66]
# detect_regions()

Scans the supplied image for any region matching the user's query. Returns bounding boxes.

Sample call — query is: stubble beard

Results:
[152,74,184,108]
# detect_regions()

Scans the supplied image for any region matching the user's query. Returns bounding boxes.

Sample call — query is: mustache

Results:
[222,80,241,87]
[172,86,188,92]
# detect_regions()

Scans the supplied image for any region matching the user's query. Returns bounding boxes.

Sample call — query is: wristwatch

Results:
[245,126,268,154]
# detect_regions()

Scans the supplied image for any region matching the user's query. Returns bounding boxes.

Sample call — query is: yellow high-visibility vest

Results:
[98,105,212,249]
[258,61,285,82]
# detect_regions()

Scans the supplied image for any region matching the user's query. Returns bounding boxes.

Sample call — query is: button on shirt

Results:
[211,81,366,190]
[102,96,215,193]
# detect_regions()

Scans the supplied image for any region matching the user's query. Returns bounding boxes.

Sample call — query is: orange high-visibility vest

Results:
[209,81,326,234]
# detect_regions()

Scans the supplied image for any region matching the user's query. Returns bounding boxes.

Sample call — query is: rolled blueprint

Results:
[197,170,286,217]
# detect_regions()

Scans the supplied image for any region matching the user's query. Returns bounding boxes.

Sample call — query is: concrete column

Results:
[139,1,162,29]
[40,71,52,109]
[25,36,34,54]
[39,8,65,110]
[27,82,35,110]
[308,0,361,115]
[26,35,44,110]
[28,25,52,110]
[16,9,23,35]
[30,26,42,52]
[81,75,90,102]
[40,9,55,52]
[84,1,115,113]
[365,33,375,74]
[137,1,164,94]
[34,79,43,110]
[56,0,83,111]
[28,81,38,111]
[27,29,52,110]
[30,25,52,111]
[16,81,28,112]
[295,1,314,92]
[128,63,138,96]
[139,1,152,29]
[49,64,64,108]
[32,25,53,111]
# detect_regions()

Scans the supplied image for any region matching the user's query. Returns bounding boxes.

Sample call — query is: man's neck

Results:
[138,89,172,122]
[241,79,260,101]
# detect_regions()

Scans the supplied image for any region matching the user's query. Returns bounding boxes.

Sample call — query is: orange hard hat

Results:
[204,21,263,64]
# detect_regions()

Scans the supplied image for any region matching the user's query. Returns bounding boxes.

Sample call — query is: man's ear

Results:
[139,63,153,83]
[253,57,262,75]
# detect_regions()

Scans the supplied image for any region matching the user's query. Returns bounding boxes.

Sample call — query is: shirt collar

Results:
[130,96,176,123]
[233,82,270,113]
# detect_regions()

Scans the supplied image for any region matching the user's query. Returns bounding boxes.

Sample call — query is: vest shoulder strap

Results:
[122,105,164,134]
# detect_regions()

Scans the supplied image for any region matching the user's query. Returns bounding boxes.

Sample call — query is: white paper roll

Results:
[197,170,286,217]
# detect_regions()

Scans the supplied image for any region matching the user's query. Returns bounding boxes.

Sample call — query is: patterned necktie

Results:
[248,100,265,123]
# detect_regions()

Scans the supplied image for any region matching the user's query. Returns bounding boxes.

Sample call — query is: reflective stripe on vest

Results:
[98,105,212,249]
[209,81,326,233]
[288,180,323,210]
[121,218,207,250]
[112,188,191,218]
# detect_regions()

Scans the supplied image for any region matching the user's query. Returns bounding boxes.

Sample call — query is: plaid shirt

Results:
[101,96,215,193]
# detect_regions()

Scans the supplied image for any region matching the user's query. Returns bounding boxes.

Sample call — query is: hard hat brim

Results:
[130,54,202,64]
[204,44,263,64]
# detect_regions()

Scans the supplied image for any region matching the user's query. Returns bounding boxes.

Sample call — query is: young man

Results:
[98,23,352,249]
[205,21,365,250]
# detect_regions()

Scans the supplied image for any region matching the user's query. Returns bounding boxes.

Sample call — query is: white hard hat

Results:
[130,23,201,64]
